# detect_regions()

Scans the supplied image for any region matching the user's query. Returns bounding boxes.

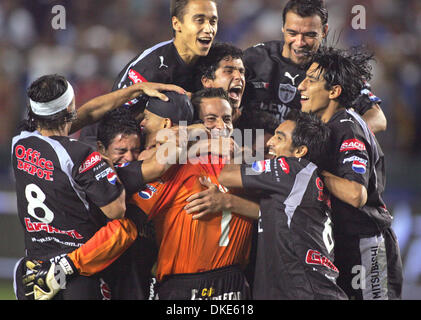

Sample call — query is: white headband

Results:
[29,81,75,116]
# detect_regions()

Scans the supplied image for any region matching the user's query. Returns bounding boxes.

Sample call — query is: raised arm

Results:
[70,82,186,134]
[361,103,387,133]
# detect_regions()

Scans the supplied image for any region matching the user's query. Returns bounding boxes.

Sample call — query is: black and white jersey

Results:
[11,130,124,260]
[79,39,200,146]
[240,157,347,300]
[112,39,199,108]
[242,41,381,123]
[322,109,392,237]
[242,41,307,123]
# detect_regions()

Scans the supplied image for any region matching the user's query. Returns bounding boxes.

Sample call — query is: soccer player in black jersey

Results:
[13,75,129,300]
[298,46,403,299]
[79,0,219,145]
[210,109,347,300]
[196,42,246,124]
[242,0,387,133]
[14,76,182,300]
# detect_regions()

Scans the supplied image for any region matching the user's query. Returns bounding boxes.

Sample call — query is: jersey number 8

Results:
[25,183,54,224]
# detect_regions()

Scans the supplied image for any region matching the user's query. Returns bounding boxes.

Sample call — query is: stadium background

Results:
[0,0,419,300]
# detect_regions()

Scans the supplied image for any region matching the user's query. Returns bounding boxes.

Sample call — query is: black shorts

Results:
[155,265,251,300]
[101,236,157,300]
[334,227,403,300]
[14,257,111,300]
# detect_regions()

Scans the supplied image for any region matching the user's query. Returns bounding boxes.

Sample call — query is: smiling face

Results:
[201,56,245,121]
[297,62,332,115]
[198,97,233,135]
[266,120,298,159]
[282,11,327,66]
[172,0,218,64]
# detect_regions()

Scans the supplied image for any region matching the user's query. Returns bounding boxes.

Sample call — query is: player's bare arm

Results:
[140,148,172,182]
[321,170,368,208]
[69,82,186,134]
[99,188,126,219]
[218,163,243,189]
[361,103,387,133]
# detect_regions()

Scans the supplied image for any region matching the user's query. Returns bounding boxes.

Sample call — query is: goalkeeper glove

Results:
[22,255,75,300]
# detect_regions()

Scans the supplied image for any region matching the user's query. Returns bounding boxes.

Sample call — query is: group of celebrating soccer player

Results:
[11,0,402,300]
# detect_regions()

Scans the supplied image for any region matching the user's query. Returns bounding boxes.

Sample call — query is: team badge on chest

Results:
[278,83,297,103]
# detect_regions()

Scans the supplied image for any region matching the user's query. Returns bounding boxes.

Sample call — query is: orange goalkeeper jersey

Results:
[130,154,253,282]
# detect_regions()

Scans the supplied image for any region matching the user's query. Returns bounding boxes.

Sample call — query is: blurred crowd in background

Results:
[0,0,420,298]
[0,0,420,200]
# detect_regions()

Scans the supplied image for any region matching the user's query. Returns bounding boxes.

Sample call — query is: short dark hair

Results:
[171,0,217,20]
[97,107,141,150]
[236,109,280,158]
[196,42,243,83]
[191,87,232,117]
[236,109,280,135]
[19,74,75,132]
[284,109,330,166]
[310,46,374,108]
[170,0,190,21]
[170,0,217,35]
[282,0,328,26]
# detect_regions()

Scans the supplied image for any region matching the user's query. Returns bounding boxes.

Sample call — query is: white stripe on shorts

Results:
[359,234,389,300]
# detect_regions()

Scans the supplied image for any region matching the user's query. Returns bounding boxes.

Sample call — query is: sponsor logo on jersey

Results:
[79,152,102,173]
[352,160,367,174]
[251,81,270,89]
[343,155,367,165]
[316,177,331,208]
[339,139,366,152]
[15,145,54,181]
[278,83,296,103]
[284,72,300,85]
[128,69,147,84]
[158,56,169,69]
[125,98,139,106]
[107,171,117,185]
[24,217,83,239]
[116,162,130,168]
[343,156,368,174]
[138,184,157,200]
[278,157,290,174]
[251,160,265,173]
[340,118,354,124]
[95,167,113,180]
[305,249,339,273]
[99,278,111,300]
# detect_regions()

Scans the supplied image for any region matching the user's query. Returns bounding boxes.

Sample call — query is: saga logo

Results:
[128,69,147,84]
[79,152,102,173]
[339,139,366,152]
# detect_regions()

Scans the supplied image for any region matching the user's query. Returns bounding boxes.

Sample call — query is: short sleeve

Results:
[331,126,371,188]
[74,150,124,208]
[115,161,145,196]
[241,157,293,195]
